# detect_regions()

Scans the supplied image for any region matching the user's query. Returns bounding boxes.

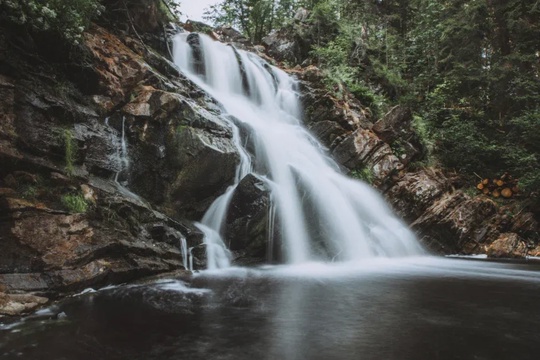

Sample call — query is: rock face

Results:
[0,187,196,294]
[0,2,242,304]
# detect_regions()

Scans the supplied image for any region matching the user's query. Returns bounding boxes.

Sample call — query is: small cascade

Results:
[194,223,232,270]
[180,237,190,271]
[173,33,424,269]
[104,116,130,186]
[114,116,130,185]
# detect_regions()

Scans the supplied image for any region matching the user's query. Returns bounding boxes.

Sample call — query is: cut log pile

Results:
[476,173,519,198]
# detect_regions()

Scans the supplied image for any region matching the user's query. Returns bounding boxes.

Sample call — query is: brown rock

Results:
[0,292,48,316]
[487,233,528,258]
[333,129,402,181]
[386,169,450,222]
[0,293,49,316]
[83,25,155,105]
[412,192,500,254]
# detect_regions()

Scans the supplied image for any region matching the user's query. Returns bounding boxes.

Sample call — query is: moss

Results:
[61,193,89,213]
[350,166,374,184]
[176,124,188,134]
[20,185,38,199]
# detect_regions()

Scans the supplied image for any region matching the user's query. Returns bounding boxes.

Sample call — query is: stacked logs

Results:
[476,173,519,198]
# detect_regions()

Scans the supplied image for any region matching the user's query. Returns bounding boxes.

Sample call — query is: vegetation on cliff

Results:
[206,0,540,207]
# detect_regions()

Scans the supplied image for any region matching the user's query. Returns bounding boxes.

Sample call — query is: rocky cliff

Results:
[0,1,242,314]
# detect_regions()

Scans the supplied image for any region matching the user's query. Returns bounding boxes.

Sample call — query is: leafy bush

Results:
[61,193,89,213]
[0,0,104,44]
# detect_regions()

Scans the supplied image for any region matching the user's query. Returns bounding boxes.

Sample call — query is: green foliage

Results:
[159,0,182,22]
[63,129,76,176]
[20,185,38,199]
[204,0,300,43]
[0,0,104,44]
[61,193,89,213]
[350,167,374,184]
[307,0,540,200]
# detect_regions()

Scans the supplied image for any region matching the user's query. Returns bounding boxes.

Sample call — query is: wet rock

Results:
[308,121,347,147]
[187,33,206,77]
[486,233,528,258]
[299,66,371,131]
[0,292,48,316]
[215,26,252,49]
[125,101,239,218]
[226,174,271,262]
[83,25,166,106]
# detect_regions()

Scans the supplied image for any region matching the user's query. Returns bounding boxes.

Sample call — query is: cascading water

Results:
[173,33,424,268]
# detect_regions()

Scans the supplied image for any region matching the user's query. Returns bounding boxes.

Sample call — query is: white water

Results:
[173,33,424,268]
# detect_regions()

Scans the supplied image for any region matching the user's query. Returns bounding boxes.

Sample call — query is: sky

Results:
[177,0,221,22]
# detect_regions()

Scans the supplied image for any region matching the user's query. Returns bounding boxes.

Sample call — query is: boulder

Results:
[226,174,271,263]
[0,190,194,293]
[511,212,539,243]
[486,233,528,258]
[0,292,48,316]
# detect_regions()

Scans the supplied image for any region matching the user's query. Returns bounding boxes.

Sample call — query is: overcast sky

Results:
[177,0,221,22]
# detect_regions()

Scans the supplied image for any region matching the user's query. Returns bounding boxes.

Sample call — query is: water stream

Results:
[173,33,423,267]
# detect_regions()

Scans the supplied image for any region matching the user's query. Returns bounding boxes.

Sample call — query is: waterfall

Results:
[173,33,424,268]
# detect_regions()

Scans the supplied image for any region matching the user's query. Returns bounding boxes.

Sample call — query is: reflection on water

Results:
[1,258,539,360]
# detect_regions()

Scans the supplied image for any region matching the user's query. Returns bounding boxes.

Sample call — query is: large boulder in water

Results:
[225,174,272,264]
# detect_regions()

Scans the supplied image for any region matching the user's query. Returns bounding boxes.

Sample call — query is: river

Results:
[1,257,539,360]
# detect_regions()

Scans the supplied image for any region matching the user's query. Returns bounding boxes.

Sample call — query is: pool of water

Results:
[1,257,539,360]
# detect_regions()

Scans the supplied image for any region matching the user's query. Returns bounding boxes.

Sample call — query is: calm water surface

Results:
[1,257,539,360]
